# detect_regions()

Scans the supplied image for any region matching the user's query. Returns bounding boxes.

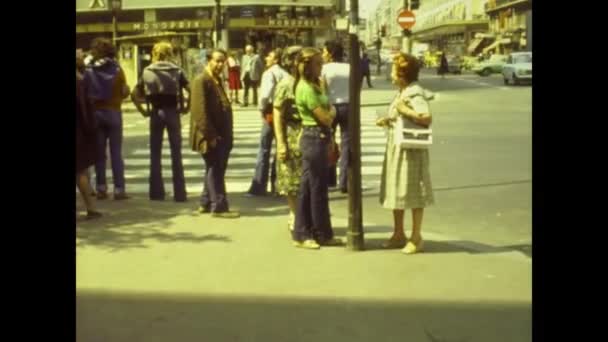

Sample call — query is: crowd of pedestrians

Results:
[76,38,434,254]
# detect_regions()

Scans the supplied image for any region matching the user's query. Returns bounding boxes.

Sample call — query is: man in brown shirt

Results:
[190,49,239,218]
[83,38,130,200]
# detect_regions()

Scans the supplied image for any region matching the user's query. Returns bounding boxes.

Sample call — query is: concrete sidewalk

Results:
[79,70,531,342]
[76,187,531,342]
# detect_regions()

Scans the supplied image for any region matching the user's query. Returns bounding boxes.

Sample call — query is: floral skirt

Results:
[276,123,303,196]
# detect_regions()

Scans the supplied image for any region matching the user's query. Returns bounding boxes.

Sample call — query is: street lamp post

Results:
[214,0,221,47]
[347,0,365,251]
[110,0,121,46]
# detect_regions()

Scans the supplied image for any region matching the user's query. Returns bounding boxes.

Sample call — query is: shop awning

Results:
[482,38,512,54]
[467,38,484,54]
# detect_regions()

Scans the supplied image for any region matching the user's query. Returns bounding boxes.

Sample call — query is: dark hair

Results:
[392,52,420,84]
[90,38,116,60]
[206,48,227,60]
[324,40,344,62]
[268,48,283,67]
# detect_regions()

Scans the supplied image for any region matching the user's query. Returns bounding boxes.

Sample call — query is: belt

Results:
[302,125,331,138]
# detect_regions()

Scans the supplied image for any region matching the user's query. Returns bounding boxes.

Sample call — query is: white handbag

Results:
[393,113,433,149]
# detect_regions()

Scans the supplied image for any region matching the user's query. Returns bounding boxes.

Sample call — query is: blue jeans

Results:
[200,137,233,213]
[149,107,186,201]
[248,120,277,195]
[94,109,125,194]
[331,103,351,191]
[293,127,334,242]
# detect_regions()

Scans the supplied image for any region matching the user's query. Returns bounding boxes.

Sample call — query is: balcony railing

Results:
[485,0,531,12]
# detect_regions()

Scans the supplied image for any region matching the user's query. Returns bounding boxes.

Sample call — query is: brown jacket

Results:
[189,68,232,154]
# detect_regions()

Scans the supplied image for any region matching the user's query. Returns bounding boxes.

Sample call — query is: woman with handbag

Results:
[292,47,342,249]
[376,52,435,254]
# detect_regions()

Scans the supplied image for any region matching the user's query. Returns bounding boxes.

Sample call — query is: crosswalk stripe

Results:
[123,155,386,167]
[105,164,384,179]
[113,106,392,194]
[114,180,382,194]
[130,145,389,156]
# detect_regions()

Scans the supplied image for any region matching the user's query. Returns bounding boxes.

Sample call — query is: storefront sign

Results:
[241,6,255,18]
[132,20,213,31]
[268,18,322,28]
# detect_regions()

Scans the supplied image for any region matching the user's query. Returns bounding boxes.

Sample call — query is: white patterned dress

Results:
[379,83,435,210]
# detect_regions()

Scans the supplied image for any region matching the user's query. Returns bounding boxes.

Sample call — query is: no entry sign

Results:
[397,10,416,30]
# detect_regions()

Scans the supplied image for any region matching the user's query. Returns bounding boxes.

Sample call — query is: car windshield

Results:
[488,55,507,63]
[513,54,532,64]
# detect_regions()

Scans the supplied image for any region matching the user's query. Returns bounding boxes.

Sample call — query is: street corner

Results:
[75,191,292,248]
[76,193,199,231]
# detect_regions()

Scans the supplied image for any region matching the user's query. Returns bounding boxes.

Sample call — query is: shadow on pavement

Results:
[76,191,288,251]
[77,290,531,342]
[331,226,531,258]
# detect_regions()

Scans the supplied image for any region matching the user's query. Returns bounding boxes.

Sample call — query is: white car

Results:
[502,52,532,85]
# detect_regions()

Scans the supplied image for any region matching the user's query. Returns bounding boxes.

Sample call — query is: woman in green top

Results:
[292,47,342,249]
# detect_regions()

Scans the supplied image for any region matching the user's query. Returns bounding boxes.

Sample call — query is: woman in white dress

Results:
[376,52,435,254]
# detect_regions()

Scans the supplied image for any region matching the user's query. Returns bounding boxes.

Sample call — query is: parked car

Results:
[502,52,532,85]
[472,54,508,76]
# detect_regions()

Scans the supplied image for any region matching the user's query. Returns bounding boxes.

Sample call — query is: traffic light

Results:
[410,0,420,10]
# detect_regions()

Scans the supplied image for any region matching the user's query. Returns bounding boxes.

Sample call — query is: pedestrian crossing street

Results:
[109,107,390,195]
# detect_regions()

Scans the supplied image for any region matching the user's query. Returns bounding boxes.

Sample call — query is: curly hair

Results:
[324,40,344,62]
[392,52,420,84]
[151,41,174,63]
[90,37,116,60]
[293,47,322,95]
[282,45,303,77]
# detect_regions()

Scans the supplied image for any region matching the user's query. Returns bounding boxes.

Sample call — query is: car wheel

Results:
[481,68,491,77]
[513,74,520,85]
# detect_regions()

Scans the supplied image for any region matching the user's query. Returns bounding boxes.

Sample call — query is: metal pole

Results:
[112,13,117,46]
[347,0,365,251]
[214,0,221,47]
[376,11,381,75]
[403,1,413,54]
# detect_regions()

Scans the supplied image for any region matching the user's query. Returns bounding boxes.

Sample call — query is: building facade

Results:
[411,0,489,57]
[483,0,531,54]
[76,0,337,87]
[77,0,336,50]
[365,0,490,57]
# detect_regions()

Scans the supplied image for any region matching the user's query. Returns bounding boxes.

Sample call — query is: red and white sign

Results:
[397,10,416,30]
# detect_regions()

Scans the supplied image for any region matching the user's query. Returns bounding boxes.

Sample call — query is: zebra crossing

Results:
[109,106,389,195]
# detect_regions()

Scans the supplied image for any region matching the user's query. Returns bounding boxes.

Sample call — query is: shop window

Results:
[156,8,201,21]
[77,11,113,24]
[115,10,144,22]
